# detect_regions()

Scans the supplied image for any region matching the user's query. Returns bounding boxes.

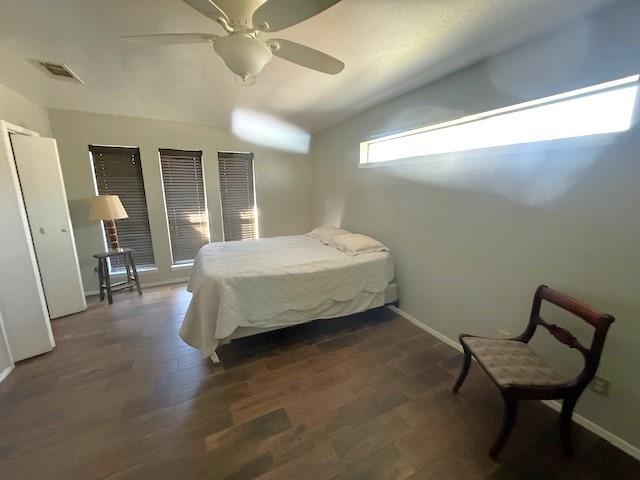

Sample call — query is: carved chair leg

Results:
[560,394,579,456]
[452,345,472,393]
[490,393,518,459]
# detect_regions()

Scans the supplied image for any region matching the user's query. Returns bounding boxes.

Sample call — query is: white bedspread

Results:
[179,235,394,357]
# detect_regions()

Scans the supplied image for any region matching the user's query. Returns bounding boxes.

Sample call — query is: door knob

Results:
[39,227,46,234]
[61,228,69,233]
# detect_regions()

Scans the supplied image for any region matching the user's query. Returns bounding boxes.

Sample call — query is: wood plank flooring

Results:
[0,283,638,479]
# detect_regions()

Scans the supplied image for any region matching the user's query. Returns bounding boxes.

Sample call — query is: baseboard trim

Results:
[0,365,14,383]
[541,400,640,460]
[85,277,189,297]
[388,305,463,353]
[387,305,640,461]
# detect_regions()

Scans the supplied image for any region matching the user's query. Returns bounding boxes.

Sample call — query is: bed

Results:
[179,230,396,362]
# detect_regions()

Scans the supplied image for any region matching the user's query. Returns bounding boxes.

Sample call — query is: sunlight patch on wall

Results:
[231,108,310,154]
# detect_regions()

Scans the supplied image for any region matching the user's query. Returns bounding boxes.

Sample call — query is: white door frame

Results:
[0,121,23,372]
[0,309,14,382]
[0,119,55,364]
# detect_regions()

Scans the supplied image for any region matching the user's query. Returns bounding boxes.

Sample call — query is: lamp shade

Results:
[89,195,128,221]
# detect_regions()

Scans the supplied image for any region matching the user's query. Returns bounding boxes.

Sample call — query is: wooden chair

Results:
[452,285,614,458]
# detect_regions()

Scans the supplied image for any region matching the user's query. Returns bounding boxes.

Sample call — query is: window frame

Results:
[158,148,210,268]
[217,151,259,242]
[359,74,640,168]
[89,144,157,274]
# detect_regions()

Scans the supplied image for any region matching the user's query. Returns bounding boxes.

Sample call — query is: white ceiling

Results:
[0,0,616,132]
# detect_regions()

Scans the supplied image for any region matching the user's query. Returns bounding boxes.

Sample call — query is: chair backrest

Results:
[517,285,615,385]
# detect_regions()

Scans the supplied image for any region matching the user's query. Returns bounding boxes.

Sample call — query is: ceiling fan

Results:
[123,0,345,85]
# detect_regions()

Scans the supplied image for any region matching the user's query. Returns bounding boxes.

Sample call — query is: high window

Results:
[159,149,209,265]
[360,75,639,165]
[90,145,155,271]
[218,151,258,241]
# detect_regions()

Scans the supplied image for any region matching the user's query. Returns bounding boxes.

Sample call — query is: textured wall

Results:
[312,0,640,450]
[0,83,51,135]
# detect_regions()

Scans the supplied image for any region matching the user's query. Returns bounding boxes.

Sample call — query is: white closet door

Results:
[11,135,86,319]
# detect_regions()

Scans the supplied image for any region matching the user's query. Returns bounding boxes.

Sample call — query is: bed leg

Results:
[209,353,220,364]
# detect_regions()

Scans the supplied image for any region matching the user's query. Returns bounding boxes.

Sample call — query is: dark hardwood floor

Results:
[0,284,637,479]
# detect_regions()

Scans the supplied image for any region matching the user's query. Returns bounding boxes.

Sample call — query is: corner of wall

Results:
[0,82,52,136]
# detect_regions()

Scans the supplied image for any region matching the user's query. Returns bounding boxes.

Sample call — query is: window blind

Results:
[217,151,258,241]
[90,145,155,271]
[160,149,209,265]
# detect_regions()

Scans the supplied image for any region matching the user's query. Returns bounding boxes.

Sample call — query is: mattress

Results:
[179,234,395,357]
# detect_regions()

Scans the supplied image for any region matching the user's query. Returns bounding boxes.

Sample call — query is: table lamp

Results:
[89,195,128,250]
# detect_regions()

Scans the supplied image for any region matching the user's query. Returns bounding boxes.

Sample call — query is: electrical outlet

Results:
[498,330,511,338]
[590,376,610,396]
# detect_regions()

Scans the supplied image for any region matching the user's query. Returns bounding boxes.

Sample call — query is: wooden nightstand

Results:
[93,248,142,304]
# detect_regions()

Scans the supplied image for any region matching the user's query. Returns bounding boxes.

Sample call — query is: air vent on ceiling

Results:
[32,60,83,84]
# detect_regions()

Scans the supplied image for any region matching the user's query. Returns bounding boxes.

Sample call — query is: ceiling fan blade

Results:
[182,0,229,22]
[266,39,344,74]
[253,0,341,32]
[122,33,218,45]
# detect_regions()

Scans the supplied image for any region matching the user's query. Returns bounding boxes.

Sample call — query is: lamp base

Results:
[104,219,120,250]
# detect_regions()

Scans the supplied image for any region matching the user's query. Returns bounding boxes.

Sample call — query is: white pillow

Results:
[328,233,389,256]
[307,226,350,244]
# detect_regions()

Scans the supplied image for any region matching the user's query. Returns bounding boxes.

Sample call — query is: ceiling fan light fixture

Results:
[125,1,345,83]
[235,73,256,87]
[213,34,272,80]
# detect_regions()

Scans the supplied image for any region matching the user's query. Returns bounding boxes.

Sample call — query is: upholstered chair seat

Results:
[461,337,568,387]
